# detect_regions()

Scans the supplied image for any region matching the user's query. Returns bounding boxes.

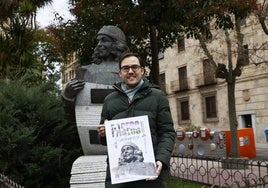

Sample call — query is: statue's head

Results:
[92,25,129,64]
[118,142,144,166]
[97,25,127,46]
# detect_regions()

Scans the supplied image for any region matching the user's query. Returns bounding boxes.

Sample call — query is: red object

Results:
[223,128,256,158]
[176,128,185,141]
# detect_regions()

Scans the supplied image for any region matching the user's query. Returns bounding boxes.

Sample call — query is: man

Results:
[97,52,175,188]
[62,25,129,121]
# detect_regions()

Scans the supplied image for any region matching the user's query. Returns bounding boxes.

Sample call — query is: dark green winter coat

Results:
[100,79,175,170]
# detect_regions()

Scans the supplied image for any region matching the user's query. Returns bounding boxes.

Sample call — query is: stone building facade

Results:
[62,52,79,89]
[159,15,268,144]
[61,17,268,145]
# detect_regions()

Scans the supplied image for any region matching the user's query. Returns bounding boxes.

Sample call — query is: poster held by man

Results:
[105,115,158,184]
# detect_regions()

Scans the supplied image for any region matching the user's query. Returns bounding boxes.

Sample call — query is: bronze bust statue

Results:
[62,25,129,121]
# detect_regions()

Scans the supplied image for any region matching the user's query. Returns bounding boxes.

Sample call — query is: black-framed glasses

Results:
[120,65,141,72]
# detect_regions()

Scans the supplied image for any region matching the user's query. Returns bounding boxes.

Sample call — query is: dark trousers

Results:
[105,164,167,188]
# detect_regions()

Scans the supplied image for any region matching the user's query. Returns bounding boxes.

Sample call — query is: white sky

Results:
[36,0,73,88]
[36,0,73,27]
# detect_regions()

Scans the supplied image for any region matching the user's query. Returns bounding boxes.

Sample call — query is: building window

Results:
[202,92,218,122]
[203,59,216,85]
[159,73,166,94]
[72,70,76,79]
[240,17,246,26]
[69,71,72,80]
[178,66,188,90]
[65,73,68,82]
[206,96,217,118]
[177,97,190,123]
[181,101,190,120]
[177,36,185,52]
[242,44,249,66]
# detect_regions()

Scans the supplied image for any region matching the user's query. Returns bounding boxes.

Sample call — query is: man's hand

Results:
[63,79,85,99]
[97,124,106,137]
[146,160,162,181]
[155,161,163,176]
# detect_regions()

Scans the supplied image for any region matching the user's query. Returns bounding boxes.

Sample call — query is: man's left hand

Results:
[146,161,162,181]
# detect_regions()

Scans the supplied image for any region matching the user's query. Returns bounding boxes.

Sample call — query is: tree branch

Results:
[257,0,268,35]
[197,34,217,69]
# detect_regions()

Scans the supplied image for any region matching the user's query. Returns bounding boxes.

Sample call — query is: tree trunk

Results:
[149,26,159,85]
[227,80,240,158]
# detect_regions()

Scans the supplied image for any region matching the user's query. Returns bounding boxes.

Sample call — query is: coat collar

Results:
[113,79,151,94]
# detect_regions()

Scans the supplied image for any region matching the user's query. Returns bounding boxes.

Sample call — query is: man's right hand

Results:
[97,124,106,137]
[63,79,85,99]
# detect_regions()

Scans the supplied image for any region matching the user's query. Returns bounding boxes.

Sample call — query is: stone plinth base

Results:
[70,155,107,188]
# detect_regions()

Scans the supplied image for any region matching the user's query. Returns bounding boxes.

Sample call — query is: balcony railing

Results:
[196,74,217,87]
[170,79,189,92]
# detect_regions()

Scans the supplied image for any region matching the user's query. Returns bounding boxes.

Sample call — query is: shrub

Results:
[0,79,82,187]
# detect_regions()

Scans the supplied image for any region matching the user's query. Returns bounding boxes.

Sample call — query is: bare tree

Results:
[257,0,268,35]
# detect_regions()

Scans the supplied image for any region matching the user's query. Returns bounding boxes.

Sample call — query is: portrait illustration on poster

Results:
[105,115,158,184]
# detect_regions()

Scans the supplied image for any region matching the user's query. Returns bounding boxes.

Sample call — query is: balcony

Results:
[159,83,167,94]
[196,74,217,87]
[170,79,189,92]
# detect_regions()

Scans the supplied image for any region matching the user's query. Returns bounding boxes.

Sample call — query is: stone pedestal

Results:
[70,155,107,188]
[75,82,114,155]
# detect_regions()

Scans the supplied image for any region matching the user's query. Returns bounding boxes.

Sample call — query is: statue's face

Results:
[121,145,135,162]
[94,34,115,59]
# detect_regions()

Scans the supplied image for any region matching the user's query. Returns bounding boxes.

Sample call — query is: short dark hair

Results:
[119,52,144,69]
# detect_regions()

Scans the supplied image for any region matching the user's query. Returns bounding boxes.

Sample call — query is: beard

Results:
[92,50,104,64]
[92,42,124,64]
[92,54,102,65]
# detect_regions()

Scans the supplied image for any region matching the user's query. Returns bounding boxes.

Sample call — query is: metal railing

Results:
[169,155,268,187]
[0,174,24,188]
[2,156,268,188]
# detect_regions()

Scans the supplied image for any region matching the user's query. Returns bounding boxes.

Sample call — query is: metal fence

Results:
[2,156,268,188]
[0,174,23,188]
[169,155,268,188]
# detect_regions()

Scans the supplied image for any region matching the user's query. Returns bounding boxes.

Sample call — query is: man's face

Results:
[94,34,114,59]
[121,145,135,162]
[119,56,144,89]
